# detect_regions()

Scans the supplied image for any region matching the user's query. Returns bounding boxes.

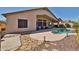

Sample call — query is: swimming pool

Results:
[52,28,72,34]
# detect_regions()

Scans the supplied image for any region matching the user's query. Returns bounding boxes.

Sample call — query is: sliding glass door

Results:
[37,19,47,30]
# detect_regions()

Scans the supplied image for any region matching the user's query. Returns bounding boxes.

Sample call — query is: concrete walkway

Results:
[1,34,21,51]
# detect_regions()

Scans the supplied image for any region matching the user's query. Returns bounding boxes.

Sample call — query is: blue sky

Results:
[0,7,79,21]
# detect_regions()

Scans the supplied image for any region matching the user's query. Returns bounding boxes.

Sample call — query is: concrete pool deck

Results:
[30,31,67,41]
[1,34,21,51]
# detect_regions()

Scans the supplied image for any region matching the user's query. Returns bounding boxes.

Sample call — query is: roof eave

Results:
[1,7,58,21]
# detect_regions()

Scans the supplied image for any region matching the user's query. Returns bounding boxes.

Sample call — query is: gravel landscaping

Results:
[48,35,79,51]
[16,35,43,51]
[1,32,79,51]
[16,34,79,51]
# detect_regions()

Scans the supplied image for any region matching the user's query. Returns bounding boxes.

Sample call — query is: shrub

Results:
[72,21,79,44]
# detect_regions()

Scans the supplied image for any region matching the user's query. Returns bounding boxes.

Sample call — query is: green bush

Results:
[72,21,79,44]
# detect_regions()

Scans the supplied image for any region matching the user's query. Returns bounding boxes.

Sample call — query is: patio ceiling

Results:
[37,15,58,23]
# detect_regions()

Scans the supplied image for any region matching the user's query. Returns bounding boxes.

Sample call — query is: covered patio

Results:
[36,15,58,30]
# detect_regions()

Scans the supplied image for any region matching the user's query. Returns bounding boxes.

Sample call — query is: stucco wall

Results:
[6,11,36,33]
[6,9,57,33]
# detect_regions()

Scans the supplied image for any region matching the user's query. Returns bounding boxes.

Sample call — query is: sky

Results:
[0,7,79,21]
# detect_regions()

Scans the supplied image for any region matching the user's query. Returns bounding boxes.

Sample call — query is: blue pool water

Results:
[52,28,72,34]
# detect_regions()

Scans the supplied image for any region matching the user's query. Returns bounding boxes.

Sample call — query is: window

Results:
[18,19,28,28]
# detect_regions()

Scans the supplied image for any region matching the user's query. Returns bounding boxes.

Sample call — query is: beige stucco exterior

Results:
[4,8,58,33]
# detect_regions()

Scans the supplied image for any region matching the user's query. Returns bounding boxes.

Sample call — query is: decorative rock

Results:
[25,45,32,50]
[17,35,43,51]
[37,41,43,45]
[20,46,26,50]
[45,44,50,47]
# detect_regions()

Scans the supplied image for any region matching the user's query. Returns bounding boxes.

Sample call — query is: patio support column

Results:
[58,22,60,27]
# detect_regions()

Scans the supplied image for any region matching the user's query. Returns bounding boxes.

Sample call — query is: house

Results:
[2,7,59,33]
[0,21,6,32]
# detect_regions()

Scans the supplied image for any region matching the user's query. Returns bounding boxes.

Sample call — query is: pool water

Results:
[52,28,71,34]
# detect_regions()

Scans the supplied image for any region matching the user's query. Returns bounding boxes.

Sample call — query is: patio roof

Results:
[37,15,59,22]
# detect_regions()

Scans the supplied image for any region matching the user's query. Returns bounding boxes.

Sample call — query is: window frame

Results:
[18,19,28,28]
